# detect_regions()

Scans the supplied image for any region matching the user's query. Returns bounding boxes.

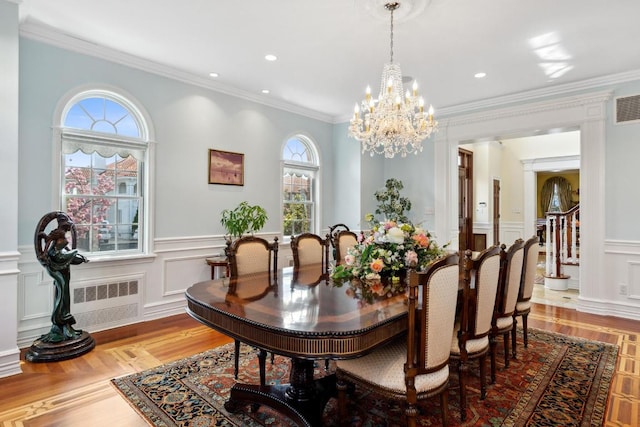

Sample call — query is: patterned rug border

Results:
[111,327,619,427]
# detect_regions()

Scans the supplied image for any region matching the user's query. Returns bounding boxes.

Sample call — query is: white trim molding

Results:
[434,89,617,317]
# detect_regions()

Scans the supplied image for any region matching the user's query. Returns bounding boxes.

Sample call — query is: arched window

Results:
[282,135,319,236]
[58,89,150,256]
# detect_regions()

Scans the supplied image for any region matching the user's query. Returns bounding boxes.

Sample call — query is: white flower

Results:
[345,254,356,266]
[387,227,405,244]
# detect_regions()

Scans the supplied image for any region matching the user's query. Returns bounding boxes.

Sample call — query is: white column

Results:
[0,0,22,378]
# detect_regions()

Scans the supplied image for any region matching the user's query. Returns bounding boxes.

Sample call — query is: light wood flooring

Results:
[0,306,638,426]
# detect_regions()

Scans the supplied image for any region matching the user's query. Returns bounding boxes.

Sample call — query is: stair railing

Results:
[545,204,579,278]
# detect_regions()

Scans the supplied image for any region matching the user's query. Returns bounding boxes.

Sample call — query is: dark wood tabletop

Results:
[185,263,409,361]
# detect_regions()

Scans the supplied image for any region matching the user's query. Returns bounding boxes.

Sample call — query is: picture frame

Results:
[208,149,244,186]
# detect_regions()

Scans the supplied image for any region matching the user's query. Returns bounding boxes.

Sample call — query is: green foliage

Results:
[373,178,411,223]
[220,201,268,239]
[283,193,310,236]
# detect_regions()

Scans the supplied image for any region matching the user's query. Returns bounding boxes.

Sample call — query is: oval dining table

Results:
[185,263,409,427]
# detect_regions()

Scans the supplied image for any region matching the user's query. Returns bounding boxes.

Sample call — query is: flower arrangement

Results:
[330,218,448,303]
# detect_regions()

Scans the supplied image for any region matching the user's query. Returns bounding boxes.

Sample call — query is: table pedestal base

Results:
[224,358,335,427]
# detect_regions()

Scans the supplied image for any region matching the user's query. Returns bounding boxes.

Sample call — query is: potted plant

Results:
[220,201,268,242]
[373,178,412,223]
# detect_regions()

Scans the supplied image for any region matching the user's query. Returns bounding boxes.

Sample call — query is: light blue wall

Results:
[18,39,334,243]
[331,122,362,230]
[605,81,640,240]
[16,38,640,245]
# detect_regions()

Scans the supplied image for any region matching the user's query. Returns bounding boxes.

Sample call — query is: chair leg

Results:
[234,339,240,379]
[479,354,487,400]
[258,349,267,386]
[522,313,529,348]
[512,316,518,359]
[405,403,418,427]
[489,335,497,385]
[503,331,510,369]
[440,389,449,427]
[458,360,468,420]
[325,359,330,370]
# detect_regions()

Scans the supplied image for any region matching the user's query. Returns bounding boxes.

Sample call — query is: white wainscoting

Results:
[499,221,525,246]
[577,239,640,321]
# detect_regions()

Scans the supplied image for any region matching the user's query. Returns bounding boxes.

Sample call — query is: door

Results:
[458,149,473,251]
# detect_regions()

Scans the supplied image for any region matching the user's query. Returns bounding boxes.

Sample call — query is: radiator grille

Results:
[615,95,640,124]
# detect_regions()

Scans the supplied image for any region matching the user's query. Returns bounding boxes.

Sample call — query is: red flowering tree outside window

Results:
[64,165,115,252]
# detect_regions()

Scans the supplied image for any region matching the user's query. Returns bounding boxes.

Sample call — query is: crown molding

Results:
[335,70,640,124]
[20,21,640,126]
[438,89,613,129]
[436,70,640,118]
[19,22,335,124]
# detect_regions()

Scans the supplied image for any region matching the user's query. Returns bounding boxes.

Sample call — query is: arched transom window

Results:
[282,135,319,236]
[59,90,149,256]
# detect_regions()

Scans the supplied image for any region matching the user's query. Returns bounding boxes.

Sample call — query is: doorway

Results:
[458,148,473,252]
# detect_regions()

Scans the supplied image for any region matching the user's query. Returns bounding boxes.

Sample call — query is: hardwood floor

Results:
[0,306,637,426]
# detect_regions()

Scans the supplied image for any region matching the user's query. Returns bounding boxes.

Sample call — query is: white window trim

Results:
[280,134,321,242]
[51,84,156,261]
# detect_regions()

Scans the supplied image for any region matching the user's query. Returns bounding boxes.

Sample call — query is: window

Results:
[282,136,319,236]
[58,90,150,256]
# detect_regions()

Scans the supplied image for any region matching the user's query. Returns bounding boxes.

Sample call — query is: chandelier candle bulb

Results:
[354,104,360,119]
[412,80,418,96]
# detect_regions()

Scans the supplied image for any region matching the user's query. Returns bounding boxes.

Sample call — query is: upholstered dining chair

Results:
[333,230,358,265]
[328,223,350,261]
[511,235,540,357]
[226,235,279,278]
[489,239,525,384]
[290,232,330,271]
[451,246,502,421]
[336,253,461,427]
[225,235,279,384]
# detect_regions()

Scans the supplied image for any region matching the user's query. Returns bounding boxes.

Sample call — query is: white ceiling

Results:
[17,0,640,122]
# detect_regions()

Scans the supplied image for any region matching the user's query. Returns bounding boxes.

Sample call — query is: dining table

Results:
[185,263,410,427]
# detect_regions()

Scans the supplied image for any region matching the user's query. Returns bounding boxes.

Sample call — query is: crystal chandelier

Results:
[348,2,438,158]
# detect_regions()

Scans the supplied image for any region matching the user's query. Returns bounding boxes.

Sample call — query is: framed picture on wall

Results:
[208,149,244,186]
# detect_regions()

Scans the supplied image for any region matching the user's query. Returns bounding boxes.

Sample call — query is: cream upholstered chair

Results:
[336,253,461,427]
[290,232,330,271]
[511,235,540,357]
[227,236,278,278]
[334,230,358,265]
[328,223,350,262]
[489,239,525,384]
[225,236,279,383]
[451,246,501,421]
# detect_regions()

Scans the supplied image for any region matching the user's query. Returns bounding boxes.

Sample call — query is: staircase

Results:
[544,204,579,290]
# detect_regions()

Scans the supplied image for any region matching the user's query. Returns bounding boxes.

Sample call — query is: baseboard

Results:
[0,348,22,379]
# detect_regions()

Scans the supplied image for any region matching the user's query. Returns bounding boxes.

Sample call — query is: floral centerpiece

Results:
[330,179,448,303]
[331,219,447,302]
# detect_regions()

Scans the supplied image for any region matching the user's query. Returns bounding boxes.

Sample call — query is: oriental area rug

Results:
[111,328,617,426]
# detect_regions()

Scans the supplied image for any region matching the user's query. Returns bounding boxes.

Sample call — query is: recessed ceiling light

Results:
[261,89,270,94]
[209,72,219,78]
[264,54,277,61]
[474,72,487,78]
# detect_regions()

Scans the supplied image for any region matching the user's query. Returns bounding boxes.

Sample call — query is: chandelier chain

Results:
[389,4,394,63]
